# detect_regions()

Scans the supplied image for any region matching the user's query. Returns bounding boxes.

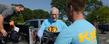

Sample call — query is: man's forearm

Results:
[0,15,4,32]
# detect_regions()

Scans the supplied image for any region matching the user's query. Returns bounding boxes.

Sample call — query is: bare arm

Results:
[0,8,13,36]
[0,15,4,32]
[0,15,7,36]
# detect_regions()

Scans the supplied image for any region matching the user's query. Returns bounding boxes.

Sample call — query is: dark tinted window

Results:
[26,21,38,28]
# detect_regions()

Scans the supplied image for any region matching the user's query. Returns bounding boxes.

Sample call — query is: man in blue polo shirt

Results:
[54,0,97,44]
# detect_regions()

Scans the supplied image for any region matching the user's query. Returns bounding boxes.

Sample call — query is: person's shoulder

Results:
[57,19,64,22]
[43,19,49,22]
[69,23,76,28]
[0,4,12,8]
[57,20,66,24]
[84,20,95,27]
[74,19,95,29]
[73,19,90,25]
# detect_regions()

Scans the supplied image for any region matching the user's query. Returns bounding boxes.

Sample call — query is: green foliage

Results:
[22,8,33,20]
[51,0,102,19]
[22,8,49,20]
[15,14,24,24]
[33,9,49,19]
[14,8,49,24]
[86,6,109,24]
[85,0,102,12]
[89,0,98,3]
[51,0,68,18]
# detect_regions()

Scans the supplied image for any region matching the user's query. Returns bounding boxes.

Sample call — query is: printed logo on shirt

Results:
[78,28,96,43]
[48,26,58,32]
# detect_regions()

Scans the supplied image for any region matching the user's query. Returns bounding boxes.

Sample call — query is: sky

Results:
[0,0,51,12]
[0,0,109,12]
[101,0,109,7]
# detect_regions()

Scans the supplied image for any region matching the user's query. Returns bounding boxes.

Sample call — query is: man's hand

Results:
[1,29,7,37]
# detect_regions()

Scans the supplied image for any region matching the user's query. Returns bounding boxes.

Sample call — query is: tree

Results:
[22,8,33,20]
[33,9,49,19]
[85,0,103,12]
[22,8,49,20]
[51,0,100,19]
[86,6,109,24]
[51,0,68,19]
[14,14,25,24]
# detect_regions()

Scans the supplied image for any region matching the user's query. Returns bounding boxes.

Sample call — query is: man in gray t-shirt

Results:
[0,4,24,37]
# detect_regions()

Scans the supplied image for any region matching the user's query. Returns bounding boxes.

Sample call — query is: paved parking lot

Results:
[98,31,109,44]
[7,41,28,44]
[6,30,109,44]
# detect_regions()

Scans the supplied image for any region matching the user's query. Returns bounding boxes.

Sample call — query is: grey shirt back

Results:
[0,4,14,18]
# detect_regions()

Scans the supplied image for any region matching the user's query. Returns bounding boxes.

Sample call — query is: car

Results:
[25,19,45,44]
[98,24,109,34]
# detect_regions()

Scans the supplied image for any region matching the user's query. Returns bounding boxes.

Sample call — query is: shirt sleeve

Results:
[54,27,73,44]
[62,22,68,30]
[37,20,46,38]
[1,8,13,18]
